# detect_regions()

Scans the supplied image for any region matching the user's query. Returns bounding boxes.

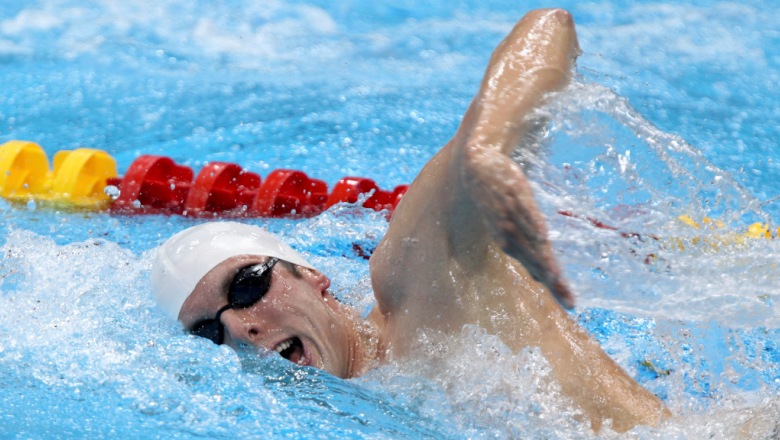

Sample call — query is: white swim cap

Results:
[151,221,314,320]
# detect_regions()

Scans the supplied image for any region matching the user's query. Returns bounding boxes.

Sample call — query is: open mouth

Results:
[274,337,307,366]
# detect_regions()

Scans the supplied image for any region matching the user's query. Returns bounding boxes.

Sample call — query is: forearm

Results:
[470,65,569,156]
[539,313,669,432]
[467,9,578,155]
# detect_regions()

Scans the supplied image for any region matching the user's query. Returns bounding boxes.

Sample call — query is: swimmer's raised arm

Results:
[374,9,578,309]
[369,9,668,432]
[458,9,578,307]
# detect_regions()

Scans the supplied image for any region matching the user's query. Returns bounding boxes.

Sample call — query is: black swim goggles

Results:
[189,257,279,345]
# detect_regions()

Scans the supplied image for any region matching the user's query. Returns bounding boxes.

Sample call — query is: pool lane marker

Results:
[0,140,408,217]
[1,140,774,247]
[0,140,117,208]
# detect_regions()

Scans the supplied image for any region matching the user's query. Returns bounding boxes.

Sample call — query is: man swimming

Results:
[152,9,668,432]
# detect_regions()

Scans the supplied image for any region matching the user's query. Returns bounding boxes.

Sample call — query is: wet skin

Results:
[177,9,667,433]
[178,255,378,378]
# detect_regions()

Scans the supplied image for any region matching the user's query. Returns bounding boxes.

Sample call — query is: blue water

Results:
[1,0,779,438]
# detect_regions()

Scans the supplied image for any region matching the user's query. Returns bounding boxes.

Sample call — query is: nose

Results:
[220,310,264,347]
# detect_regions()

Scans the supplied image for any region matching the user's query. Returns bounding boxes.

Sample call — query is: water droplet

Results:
[103,185,120,200]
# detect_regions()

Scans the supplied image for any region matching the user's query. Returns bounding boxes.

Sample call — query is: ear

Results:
[299,267,331,293]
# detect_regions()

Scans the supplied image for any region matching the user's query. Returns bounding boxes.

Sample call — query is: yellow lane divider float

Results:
[673,215,776,251]
[0,140,117,208]
[677,214,773,239]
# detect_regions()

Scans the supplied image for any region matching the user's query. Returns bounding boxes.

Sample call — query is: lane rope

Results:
[0,140,407,217]
[1,140,776,249]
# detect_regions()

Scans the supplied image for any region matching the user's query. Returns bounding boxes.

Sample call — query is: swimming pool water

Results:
[1,0,779,438]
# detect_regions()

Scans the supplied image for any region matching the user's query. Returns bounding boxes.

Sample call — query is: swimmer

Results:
[152,9,668,433]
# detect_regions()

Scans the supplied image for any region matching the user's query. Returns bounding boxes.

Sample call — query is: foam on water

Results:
[0,224,453,438]
[524,81,780,328]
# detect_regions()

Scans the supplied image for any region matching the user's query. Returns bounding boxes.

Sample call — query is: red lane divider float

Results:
[253,169,327,217]
[0,140,408,218]
[109,155,194,214]
[186,162,260,215]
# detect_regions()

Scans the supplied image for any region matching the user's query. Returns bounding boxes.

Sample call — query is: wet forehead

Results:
[178,254,270,326]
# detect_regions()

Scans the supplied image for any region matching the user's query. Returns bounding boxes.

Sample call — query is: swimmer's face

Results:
[178,255,357,378]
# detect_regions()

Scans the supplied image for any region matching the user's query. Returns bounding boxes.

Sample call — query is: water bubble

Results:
[103,185,120,200]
